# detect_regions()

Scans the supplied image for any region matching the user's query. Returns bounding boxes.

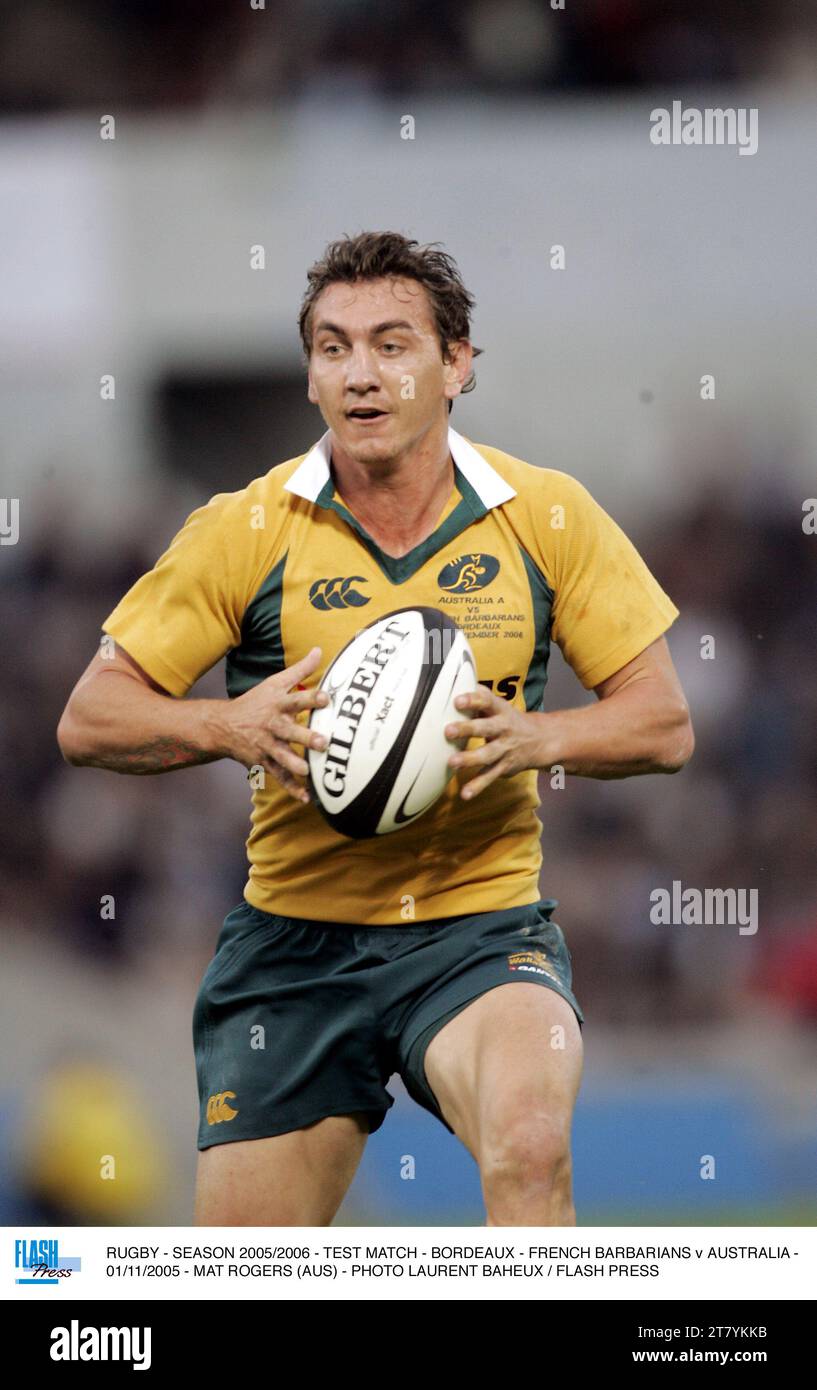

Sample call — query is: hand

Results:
[221,647,329,803]
[445,686,546,800]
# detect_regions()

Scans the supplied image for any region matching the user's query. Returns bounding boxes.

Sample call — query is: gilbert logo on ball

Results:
[307,607,477,838]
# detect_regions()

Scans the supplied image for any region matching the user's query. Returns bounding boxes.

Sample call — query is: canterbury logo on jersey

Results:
[309,576,370,609]
[207,1091,239,1124]
[437,553,500,593]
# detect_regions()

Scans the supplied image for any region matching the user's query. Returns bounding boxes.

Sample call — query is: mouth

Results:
[345,407,389,423]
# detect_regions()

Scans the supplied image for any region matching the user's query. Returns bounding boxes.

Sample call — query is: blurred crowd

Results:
[1,0,815,114]
[541,485,817,1026]
[1,461,815,1030]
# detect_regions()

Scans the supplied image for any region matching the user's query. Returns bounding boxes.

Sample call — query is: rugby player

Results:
[57,232,694,1227]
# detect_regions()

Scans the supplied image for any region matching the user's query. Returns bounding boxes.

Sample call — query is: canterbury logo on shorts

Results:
[309,576,370,609]
[207,1091,239,1124]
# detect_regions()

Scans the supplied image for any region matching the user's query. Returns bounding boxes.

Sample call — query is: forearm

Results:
[533,681,693,779]
[58,671,232,774]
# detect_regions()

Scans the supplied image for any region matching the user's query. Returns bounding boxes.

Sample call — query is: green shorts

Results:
[193,896,584,1148]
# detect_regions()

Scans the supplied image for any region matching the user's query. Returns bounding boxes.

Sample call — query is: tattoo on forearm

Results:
[101,737,216,774]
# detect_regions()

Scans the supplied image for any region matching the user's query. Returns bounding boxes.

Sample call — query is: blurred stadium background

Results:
[1,0,816,1226]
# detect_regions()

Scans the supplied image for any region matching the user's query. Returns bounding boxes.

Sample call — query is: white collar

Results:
[283,425,516,509]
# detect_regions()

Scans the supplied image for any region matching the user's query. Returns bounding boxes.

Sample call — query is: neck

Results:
[328,421,456,558]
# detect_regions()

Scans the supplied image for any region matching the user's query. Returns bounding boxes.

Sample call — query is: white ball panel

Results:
[307,607,478,837]
[307,610,426,813]
[376,631,478,833]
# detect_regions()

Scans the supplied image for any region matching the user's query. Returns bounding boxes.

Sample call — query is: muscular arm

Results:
[57,642,329,800]
[446,637,694,798]
[57,647,228,774]
[538,636,694,779]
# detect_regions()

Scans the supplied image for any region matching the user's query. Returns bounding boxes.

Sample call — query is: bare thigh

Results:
[194,1112,370,1226]
[423,983,584,1161]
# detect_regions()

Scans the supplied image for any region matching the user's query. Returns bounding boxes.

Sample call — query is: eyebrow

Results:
[313,319,418,340]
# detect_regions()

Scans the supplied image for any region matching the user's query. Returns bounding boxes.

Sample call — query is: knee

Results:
[480,1112,573,1207]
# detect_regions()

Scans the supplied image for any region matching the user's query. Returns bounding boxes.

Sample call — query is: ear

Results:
[443,339,473,403]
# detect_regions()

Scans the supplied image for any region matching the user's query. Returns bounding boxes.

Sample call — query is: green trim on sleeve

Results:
[225,553,288,697]
[517,545,555,711]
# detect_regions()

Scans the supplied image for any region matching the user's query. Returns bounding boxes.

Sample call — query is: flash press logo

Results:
[649,881,758,935]
[50,1321,151,1371]
[14,1237,81,1286]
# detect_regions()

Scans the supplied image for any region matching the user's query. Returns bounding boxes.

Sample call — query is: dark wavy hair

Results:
[298,231,482,410]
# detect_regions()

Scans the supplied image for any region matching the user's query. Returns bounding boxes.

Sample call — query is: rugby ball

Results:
[307,606,478,838]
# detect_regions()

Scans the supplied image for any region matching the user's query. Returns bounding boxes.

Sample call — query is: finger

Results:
[460,755,514,799]
[449,739,507,771]
[278,775,311,805]
[268,741,310,779]
[280,686,331,715]
[271,715,328,752]
[258,759,311,804]
[453,687,498,716]
[445,715,505,743]
[271,647,323,688]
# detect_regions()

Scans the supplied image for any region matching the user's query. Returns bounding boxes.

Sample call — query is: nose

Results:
[344,344,381,395]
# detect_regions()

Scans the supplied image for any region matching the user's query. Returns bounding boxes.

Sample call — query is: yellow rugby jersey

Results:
[101,427,679,923]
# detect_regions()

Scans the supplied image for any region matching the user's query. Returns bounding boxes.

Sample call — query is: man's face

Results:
[306,276,470,464]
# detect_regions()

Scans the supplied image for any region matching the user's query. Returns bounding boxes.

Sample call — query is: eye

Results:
[321,343,343,356]
[381,342,401,353]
